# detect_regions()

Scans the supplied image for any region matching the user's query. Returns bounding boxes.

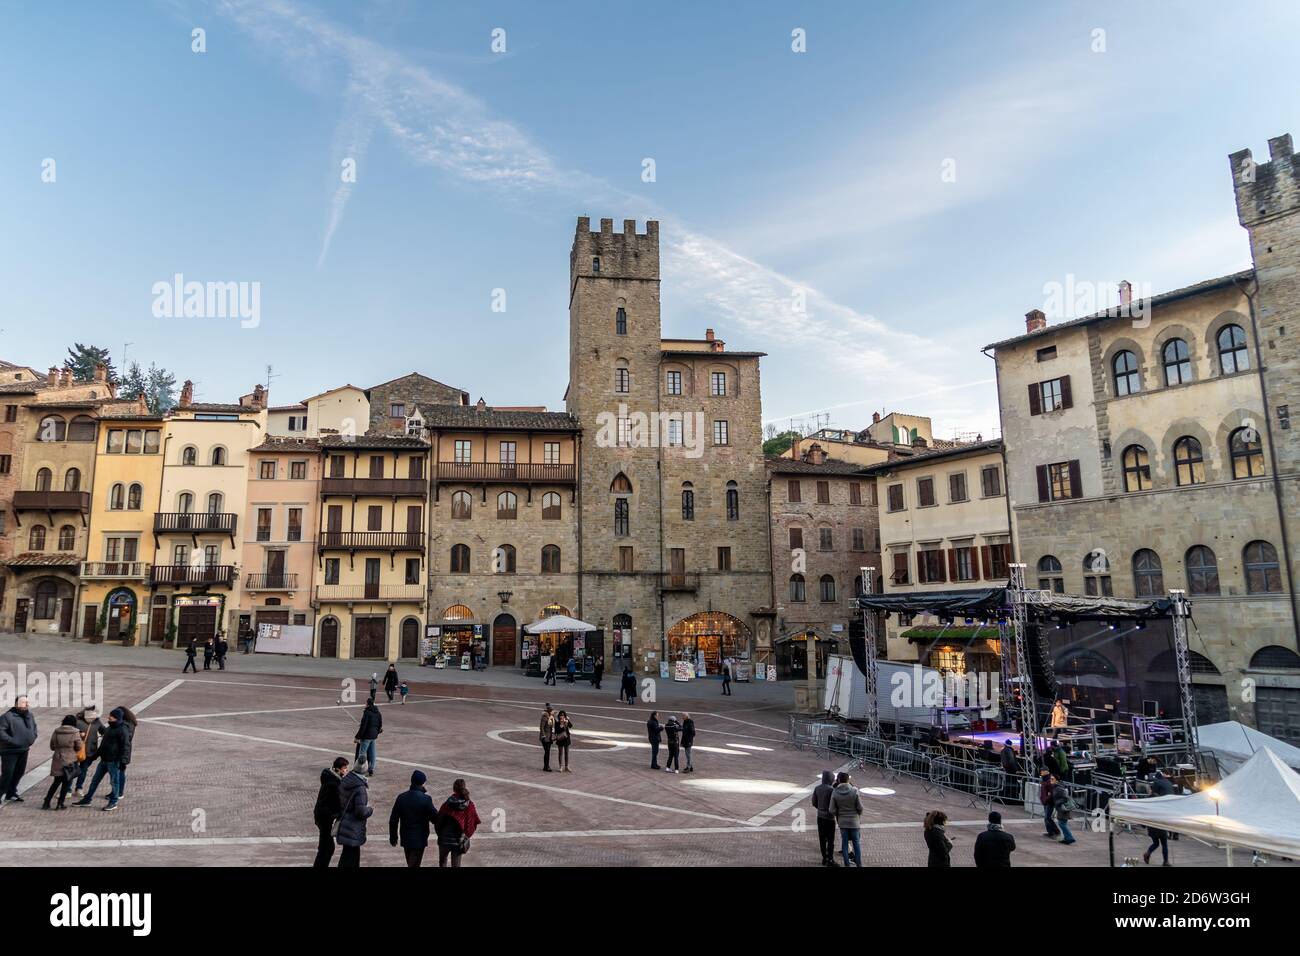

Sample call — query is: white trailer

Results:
[824,654,968,729]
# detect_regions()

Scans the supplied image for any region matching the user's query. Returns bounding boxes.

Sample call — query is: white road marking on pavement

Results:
[140,696,459,722]
[743,759,856,827]
[15,678,185,797]
[146,718,759,826]
[481,698,786,743]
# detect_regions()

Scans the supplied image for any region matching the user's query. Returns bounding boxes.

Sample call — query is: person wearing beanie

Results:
[72,706,105,798]
[74,707,130,811]
[336,757,372,867]
[973,810,1017,867]
[43,716,82,810]
[388,768,438,867]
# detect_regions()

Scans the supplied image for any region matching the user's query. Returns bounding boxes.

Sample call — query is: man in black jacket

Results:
[681,713,696,773]
[313,757,349,867]
[74,708,131,811]
[183,640,198,673]
[0,696,37,804]
[973,810,1017,867]
[811,770,837,865]
[354,700,382,776]
[646,712,663,769]
[202,639,214,670]
[388,769,438,867]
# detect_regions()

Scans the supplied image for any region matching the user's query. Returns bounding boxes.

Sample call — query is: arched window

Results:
[615,306,627,335]
[681,483,695,521]
[819,575,837,603]
[1173,436,1205,486]
[614,361,630,394]
[1185,545,1220,595]
[37,415,66,442]
[34,580,58,619]
[29,526,46,551]
[1112,350,1141,396]
[541,544,561,574]
[451,491,472,519]
[109,483,125,510]
[1229,427,1264,479]
[181,446,197,466]
[57,525,75,550]
[1083,550,1112,596]
[1249,645,1300,670]
[610,472,632,493]
[1132,549,1164,597]
[211,447,226,466]
[854,574,864,597]
[541,492,561,520]
[64,467,81,492]
[1218,324,1250,374]
[207,492,224,514]
[35,468,52,491]
[178,492,194,513]
[725,480,739,521]
[1244,540,1282,594]
[1121,444,1151,492]
[496,491,518,519]
[127,483,143,510]
[68,415,97,441]
[1162,338,1192,386]
[1037,555,1063,593]
[450,544,470,574]
[494,544,516,574]
[789,573,806,602]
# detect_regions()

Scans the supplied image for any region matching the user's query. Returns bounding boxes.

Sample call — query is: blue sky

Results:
[3,0,1297,438]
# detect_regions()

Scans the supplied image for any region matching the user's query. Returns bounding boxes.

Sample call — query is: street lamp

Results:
[497,590,512,606]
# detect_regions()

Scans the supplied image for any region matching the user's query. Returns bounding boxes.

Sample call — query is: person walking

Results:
[1047,740,1071,781]
[368,673,380,701]
[354,698,382,777]
[646,711,664,770]
[831,772,864,866]
[383,665,399,703]
[554,711,574,772]
[721,662,732,696]
[973,810,1017,867]
[202,639,214,670]
[313,757,348,868]
[434,778,481,868]
[399,681,409,705]
[811,770,838,866]
[999,739,1019,777]
[116,707,138,799]
[538,704,556,772]
[664,715,682,773]
[565,656,577,684]
[0,695,37,806]
[72,706,105,799]
[214,635,228,671]
[680,713,696,773]
[592,655,604,690]
[621,666,636,705]
[1050,776,1077,845]
[336,757,373,867]
[924,810,952,867]
[1038,769,1060,839]
[544,656,557,686]
[42,716,82,810]
[74,708,129,811]
[389,769,438,867]
[183,640,198,673]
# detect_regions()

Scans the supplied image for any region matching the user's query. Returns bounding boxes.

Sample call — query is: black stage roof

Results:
[855,587,1177,621]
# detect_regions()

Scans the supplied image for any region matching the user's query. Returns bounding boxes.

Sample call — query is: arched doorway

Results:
[667,611,752,677]
[105,588,137,641]
[400,617,420,659]
[319,617,339,658]
[492,613,516,667]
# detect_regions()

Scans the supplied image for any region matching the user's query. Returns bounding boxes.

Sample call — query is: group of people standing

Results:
[0,697,137,812]
[811,770,865,866]
[645,711,695,772]
[923,809,1018,867]
[182,637,230,673]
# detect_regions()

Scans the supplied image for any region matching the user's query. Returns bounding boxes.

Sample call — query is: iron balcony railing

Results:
[154,512,239,535]
[81,561,150,579]
[151,564,236,587]
[245,573,299,590]
[320,477,427,497]
[317,531,424,551]
[315,584,424,603]
[13,490,91,513]
[434,462,576,483]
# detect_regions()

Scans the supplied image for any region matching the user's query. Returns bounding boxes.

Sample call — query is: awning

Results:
[857,587,1175,621]
[524,614,597,634]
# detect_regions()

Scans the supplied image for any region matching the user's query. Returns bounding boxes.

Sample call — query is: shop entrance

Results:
[493,614,516,667]
[440,624,475,663]
[667,611,752,677]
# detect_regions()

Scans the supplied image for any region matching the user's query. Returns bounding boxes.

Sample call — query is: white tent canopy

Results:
[1109,749,1300,859]
[523,615,597,634]
[1198,720,1300,774]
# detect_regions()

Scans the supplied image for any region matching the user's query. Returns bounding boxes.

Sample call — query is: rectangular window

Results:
[106,430,124,454]
[499,441,516,465]
[615,307,627,335]
[324,559,340,585]
[329,455,345,477]
[789,527,803,550]
[143,430,160,454]
[1037,460,1082,502]
[618,546,634,572]
[816,481,830,504]
[667,419,682,446]
[819,528,833,551]
[917,477,935,507]
[3,405,15,422]
[369,455,384,478]
[717,547,732,571]
[390,403,406,418]
[891,551,910,585]
[259,460,276,480]
[665,371,682,395]
[1036,345,1057,362]
[989,544,1010,579]
[405,558,420,585]
[713,420,728,445]
[917,549,947,583]
[851,528,865,552]
[290,460,307,480]
[287,416,298,432]
[788,480,801,503]
[1029,376,1072,414]
[948,472,968,503]
[710,371,727,396]
[617,416,632,447]
[123,538,138,562]
[454,440,472,464]
[365,505,382,531]
[543,442,560,465]
[204,545,219,568]
[614,499,629,537]
[173,544,189,566]
[849,482,862,506]
[615,368,630,393]
[0,455,9,475]
[981,465,1002,498]
[887,483,904,512]
[257,509,272,541]
[125,431,142,454]
[953,547,976,582]
[287,508,302,541]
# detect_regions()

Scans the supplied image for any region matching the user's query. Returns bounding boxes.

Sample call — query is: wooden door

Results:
[107,605,123,639]
[364,558,380,600]
[493,614,516,666]
[265,550,286,583]
[326,505,342,547]
[14,599,29,632]
[670,548,686,587]
[354,618,386,659]
[400,618,419,658]
[150,606,168,643]
[60,598,74,633]
[319,618,339,658]
[178,606,217,644]
[82,606,97,638]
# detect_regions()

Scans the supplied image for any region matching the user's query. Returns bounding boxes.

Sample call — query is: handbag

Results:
[458,834,471,855]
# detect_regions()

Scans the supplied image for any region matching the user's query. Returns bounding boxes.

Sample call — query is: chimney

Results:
[93,362,107,384]
[805,443,826,465]
[872,411,881,424]
[1025,309,1047,333]
[180,380,194,407]
[60,369,72,388]
[1118,280,1132,307]
[47,366,58,387]
[705,328,714,342]
[252,384,266,410]
[475,397,487,411]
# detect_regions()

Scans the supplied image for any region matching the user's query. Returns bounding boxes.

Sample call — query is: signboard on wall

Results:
[254,623,313,656]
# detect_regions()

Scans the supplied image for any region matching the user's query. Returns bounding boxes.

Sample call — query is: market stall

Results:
[523,613,599,678]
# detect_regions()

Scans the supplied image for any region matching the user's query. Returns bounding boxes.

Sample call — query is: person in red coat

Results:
[434,778,481,868]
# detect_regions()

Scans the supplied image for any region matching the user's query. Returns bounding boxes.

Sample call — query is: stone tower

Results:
[1231,133,1300,639]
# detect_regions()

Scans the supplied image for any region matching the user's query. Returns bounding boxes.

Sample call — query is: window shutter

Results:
[917,553,928,584]
[1068,459,1083,498]
[947,549,958,581]
[1028,383,1042,416]
[1060,375,1073,410]
[979,545,991,579]
[935,551,947,583]
[1035,465,1049,502]
[894,551,908,584]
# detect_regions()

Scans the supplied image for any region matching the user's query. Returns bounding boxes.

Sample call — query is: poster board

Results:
[254,623,313,656]
[673,661,693,682]
[733,663,752,682]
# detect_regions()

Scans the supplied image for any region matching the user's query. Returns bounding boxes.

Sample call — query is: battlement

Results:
[570,216,660,282]
[1230,133,1300,227]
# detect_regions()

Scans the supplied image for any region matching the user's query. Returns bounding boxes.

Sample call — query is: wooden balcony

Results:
[151,564,236,587]
[659,572,701,593]
[315,584,424,603]
[318,531,424,552]
[154,512,239,535]
[320,477,427,497]
[13,490,91,514]
[81,561,150,580]
[434,462,576,484]
[245,573,299,591]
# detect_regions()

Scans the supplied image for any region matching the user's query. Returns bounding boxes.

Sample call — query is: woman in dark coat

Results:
[923,810,952,867]
[621,667,637,706]
[382,665,399,703]
[554,711,574,772]
[336,758,373,867]
[434,778,481,868]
